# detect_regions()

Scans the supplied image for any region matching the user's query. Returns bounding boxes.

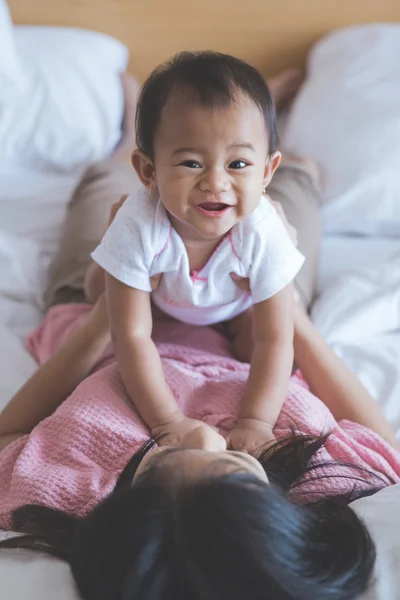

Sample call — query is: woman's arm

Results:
[293,305,398,448]
[84,262,106,304]
[0,296,110,451]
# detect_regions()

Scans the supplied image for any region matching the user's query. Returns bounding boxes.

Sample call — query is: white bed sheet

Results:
[318,234,400,294]
[315,235,400,437]
[0,170,400,600]
[0,166,79,406]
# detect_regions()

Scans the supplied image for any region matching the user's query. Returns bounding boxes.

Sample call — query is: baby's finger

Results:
[226,435,249,454]
[157,433,181,447]
[224,432,233,449]
[156,436,171,447]
[230,273,251,293]
[150,273,162,291]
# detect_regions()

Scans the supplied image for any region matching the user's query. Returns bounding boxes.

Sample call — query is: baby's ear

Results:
[263,151,282,189]
[132,149,156,192]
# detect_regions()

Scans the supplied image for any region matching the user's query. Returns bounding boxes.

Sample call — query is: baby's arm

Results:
[227,283,294,453]
[106,274,213,445]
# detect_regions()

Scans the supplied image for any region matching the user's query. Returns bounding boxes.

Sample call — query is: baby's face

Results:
[151,93,276,241]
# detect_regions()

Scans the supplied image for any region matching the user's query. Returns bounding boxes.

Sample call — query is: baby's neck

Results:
[182,234,226,273]
[169,213,229,272]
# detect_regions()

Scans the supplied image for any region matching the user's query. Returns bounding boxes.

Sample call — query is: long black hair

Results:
[0,433,384,600]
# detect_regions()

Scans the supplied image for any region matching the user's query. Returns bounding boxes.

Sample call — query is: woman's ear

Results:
[263,151,282,190]
[131,150,157,192]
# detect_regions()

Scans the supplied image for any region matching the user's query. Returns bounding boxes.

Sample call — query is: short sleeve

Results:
[91,194,153,292]
[247,199,305,303]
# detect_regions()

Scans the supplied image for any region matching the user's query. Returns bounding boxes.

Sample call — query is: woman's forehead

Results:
[140,446,268,482]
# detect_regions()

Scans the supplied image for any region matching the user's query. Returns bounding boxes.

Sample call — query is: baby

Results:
[92,52,304,454]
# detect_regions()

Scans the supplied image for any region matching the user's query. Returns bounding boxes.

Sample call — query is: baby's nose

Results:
[199,168,229,194]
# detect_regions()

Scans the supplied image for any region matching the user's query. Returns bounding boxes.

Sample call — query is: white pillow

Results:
[283,24,400,236]
[0,25,129,172]
[0,0,25,98]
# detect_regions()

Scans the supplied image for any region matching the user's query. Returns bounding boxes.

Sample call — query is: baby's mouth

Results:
[197,202,231,214]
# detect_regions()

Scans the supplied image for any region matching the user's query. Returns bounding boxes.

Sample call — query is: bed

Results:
[1,0,400,598]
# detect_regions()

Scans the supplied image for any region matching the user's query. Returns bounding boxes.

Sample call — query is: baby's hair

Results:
[135,51,278,160]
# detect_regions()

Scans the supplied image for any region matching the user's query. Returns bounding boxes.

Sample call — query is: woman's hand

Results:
[226,418,276,455]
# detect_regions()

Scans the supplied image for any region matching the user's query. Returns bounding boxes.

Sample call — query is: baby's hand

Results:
[226,418,276,455]
[151,414,220,448]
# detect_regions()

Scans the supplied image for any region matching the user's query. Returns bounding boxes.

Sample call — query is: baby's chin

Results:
[191,221,236,240]
[189,211,241,235]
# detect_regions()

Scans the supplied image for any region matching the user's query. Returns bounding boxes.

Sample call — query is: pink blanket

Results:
[0,303,399,528]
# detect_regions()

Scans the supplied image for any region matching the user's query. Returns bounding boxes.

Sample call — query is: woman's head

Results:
[132,424,268,485]
[132,51,281,242]
[2,434,380,600]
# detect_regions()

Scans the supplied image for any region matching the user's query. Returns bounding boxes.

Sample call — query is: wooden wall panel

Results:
[8,0,400,80]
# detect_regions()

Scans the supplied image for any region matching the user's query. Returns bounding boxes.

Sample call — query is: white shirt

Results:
[91,191,304,326]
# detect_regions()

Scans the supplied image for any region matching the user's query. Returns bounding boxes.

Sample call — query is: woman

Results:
[0,294,397,600]
[0,72,398,600]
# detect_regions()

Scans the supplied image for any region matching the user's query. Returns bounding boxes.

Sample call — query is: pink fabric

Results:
[0,303,399,528]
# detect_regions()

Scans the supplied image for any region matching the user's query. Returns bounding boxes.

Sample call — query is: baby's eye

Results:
[228,160,248,169]
[179,160,202,169]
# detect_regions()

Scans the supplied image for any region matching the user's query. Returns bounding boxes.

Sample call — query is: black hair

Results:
[0,432,384,600]
[135,51,278,161]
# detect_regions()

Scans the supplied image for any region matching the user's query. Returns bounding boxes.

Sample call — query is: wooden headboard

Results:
[8,0,400,81]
